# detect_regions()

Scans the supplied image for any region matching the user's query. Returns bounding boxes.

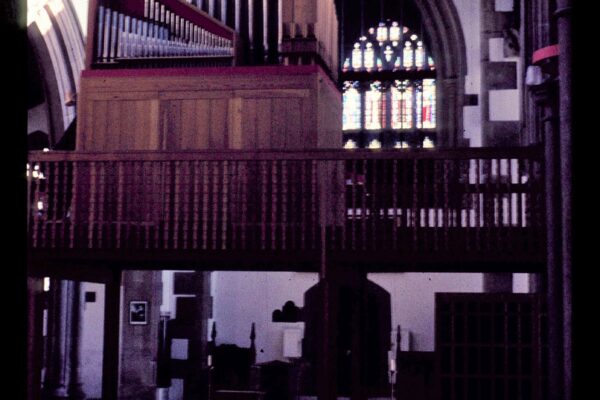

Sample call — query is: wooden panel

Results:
[133,101,148,150]
[180,99,200,150]
[119,101,137,150]
[82,75,312,95]
[103,100,122,150]
[103,100,123,151]
[83,101,103,150]
[284,97,302,149]
[317,77,342,148]
[77,98,93,150]
[300,95,316,148]
[229,97,243,149]
[165,100,182,150]
[134,100,160,150]
[235,89,310,98]
[78,69,338,151]
[86,91,159,101]
[209,98,229,149]
[271,99,287,149]
[256,98,273,148]
[159,91,233,100]
[193,99,212,149]
[241,99,257,149]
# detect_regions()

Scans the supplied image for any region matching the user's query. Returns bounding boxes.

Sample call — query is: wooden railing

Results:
[27,147,544,266]
[89,0,235,68]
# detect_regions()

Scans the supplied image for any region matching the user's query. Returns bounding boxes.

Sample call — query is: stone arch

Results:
[27,0,85,146]
[410,0,468,147]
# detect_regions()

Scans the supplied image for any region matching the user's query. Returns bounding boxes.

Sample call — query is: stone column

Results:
[42,280,70,399]
[68,282,85,399]
[537,78,563,400]
[103,270,122,400]
[27,277,44,400]
[555,1,572,399]
[437,78,458,148]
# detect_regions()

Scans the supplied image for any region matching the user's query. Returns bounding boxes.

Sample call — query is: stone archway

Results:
[27,0,85,146]
[413,0,468,147]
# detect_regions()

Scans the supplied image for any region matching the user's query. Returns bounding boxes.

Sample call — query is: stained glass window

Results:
[384,45,394,63]
[391,80,414,129]
[389,22,401,41]
[343,82,361,131]
[415,41,425,69]
[364,43,375,70]
[415,82,423,128]
[403,41,414,69]
[343,22,433,74]
[341,20,437,148]
[352,43,362,70]
[365,82,383,130]
[421,79,436,129]
[343,58,351,71]
[376,24,388,42]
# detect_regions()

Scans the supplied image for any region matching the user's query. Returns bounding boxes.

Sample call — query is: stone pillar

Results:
[42,280,70,399]
[555,1,572,399]
[118,270,161,400]
[542,79,564,400]
[41,279,86,399]
[102,271,122,400]
[438,78,458,147]
[27,277,44,400]
[68,282,85,399]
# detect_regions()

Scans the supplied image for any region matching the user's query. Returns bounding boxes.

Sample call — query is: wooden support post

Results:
[102,269,122,400]
[317,275,337,400]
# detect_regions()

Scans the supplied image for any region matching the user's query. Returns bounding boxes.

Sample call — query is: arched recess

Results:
[411,0,468,147]
[27,0,85,147]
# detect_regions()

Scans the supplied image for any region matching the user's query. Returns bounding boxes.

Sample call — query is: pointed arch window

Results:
[364,43,375,71]
[365,82,384,130]
[343,82,362,130]
[342,20,437,147]
[351,43,362,70]
[421,79,436,129]
[391,81,413,130]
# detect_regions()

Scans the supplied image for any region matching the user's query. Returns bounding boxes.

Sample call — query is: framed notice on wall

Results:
[129,301,148,325]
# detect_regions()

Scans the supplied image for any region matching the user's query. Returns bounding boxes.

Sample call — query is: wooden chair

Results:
[207,322,265,400]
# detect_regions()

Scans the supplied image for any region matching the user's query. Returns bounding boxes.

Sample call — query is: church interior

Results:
[22,1,575,399]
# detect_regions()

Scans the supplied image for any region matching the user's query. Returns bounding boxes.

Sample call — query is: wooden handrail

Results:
[29,146,543,162]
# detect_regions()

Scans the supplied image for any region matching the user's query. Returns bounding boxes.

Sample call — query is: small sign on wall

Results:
[129,301,148,325]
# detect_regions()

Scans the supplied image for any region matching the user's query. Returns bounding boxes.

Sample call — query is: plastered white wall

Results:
[211,271,483,358]
[210,271,318,363]
[368,273,484,351]
[80,282,105,399]
[454,0,483,147]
